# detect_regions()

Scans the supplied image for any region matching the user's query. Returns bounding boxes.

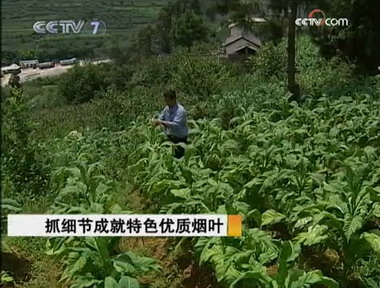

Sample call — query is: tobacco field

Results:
[1,16,380,287]
[3,85,380,287]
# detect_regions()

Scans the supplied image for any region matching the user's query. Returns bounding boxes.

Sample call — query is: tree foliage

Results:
[1,89,47,199]
[58,63,132,104]
[172,11,208,48]
[124,0,212,62]
[311,0,380,74]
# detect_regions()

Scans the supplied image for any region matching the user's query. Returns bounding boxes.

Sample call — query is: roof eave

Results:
[223,35,262,48]
[234,44,260,52]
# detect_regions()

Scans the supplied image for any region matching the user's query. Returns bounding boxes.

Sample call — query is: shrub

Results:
[1,89,48,199]
[295,36,353,97]
[87,87,163,130]
[130,57,175,88]
[171,54,234,101]
[27,85,63,110]
[249,36,357,98]
[171,11,209,48]
[250,39,287,79]
[58,63,130,104]
[205,75,287,128]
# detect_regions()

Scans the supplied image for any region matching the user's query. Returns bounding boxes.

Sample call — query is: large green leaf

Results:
[199,242,224,265]
[66,167,82,180]
[344,215,364,241]
[104,277,119,288]
[89,202,105,213]
[113,252,160,275]
[312,211,345,236]
[309,173,325,186]
[362,278,380,288]
[293,217,313,230]
[1,271,14,284]
[225,246,241,257]
[229,269,273,288]
[231,201,251,215]
[94,238,111,261]
[125,252,161,273]
[95,182,111,195]
[277,241,301,287]
[290,271,339,288]
[363,146,377,161]
[372,203,380,218]
[1,239,12,253]
[118,276,140,288]
[113,256,137,275]
[71,277,103,288]
[294,225,329,246]
[214,259,241,284]
[1,198,22,212]
[243,177,264,189]
[109,204,130,214]
[362,232,380,255]
[171,188,191,199]
[69,255,87,276]
[261,210,286,227]
[0,204,22,212]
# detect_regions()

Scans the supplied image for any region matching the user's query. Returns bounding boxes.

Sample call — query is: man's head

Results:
[163,89,177,108]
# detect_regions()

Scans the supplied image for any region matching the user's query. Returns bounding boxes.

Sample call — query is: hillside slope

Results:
[1,0,170,62]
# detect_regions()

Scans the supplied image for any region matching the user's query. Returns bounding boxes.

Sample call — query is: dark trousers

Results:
[167,135,188,158]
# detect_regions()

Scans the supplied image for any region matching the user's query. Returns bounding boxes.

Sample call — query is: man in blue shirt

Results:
[152,90,188,158]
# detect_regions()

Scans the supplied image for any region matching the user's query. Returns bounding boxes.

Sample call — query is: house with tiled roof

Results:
[222,21,264,59]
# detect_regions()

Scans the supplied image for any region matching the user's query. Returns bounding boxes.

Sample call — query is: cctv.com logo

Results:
[296,9,349,27]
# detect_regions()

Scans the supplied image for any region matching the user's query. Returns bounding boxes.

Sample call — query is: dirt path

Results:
[119,237,221,288]
[118,190,221,288]
[1,59,112,87]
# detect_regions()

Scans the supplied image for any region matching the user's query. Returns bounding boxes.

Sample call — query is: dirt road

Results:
[1,59,112,87]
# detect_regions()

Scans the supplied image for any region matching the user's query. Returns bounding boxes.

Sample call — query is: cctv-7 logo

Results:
[90,21,106,35]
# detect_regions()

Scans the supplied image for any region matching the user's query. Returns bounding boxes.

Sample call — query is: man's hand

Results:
[152,119,163,127]
[152,119,159,126]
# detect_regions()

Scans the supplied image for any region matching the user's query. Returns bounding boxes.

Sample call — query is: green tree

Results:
[136,25,156,58]
[224,0,301,100]
[263,0,380,74]
[109,41,130,65]
[17,49,39,60]
[310,0,380,74]
[2,89,47,198]
[58,63,111,104]
[8,73,21,89]
[287,0,300,101]
[1,50,18,64]
[172,11,208,48]
[230,0,263,31]
[125,0,206,57]
[190,0,202,15]
[155,6,174,54]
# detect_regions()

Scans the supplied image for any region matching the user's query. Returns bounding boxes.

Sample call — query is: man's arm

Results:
[160,109,185,128]
[152,108,166,126]
[158,110,165,121]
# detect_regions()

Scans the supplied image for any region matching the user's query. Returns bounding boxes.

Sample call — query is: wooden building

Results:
[222,23,263,60]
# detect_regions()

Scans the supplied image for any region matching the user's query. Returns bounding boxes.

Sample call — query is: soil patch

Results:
[301,246,340,273]
[0,252,32,284]
[119,237,221,288]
